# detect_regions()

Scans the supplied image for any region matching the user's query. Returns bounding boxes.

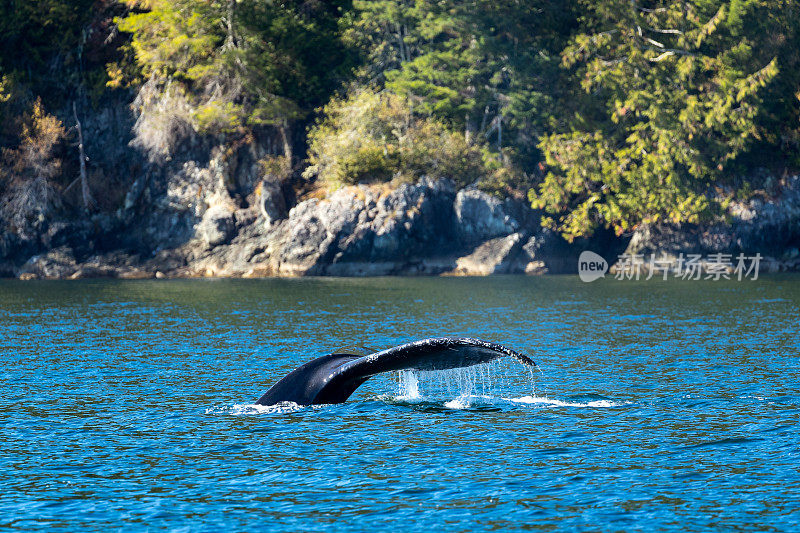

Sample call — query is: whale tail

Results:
[256,337,536,406]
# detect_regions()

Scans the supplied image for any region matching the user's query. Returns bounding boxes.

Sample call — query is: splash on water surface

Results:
[206,401,307,415]
[394,359,539,408]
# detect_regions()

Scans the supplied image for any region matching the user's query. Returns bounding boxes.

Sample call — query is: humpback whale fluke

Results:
[256,337,536,406]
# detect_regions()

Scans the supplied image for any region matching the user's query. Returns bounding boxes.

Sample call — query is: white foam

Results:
[392,360,547,408]
[444,397,468,409]
[394,360,533,401]
[206,402,306,415]
[507,395,624,408]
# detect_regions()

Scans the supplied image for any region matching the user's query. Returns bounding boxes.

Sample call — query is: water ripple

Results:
[1,276,799,531]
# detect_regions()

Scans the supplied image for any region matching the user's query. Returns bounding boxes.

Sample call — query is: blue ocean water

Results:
[1,276,799,531]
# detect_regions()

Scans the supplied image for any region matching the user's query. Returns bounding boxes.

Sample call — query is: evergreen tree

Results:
[115,0,353,160]
[346,0,575,175]
[0,0,121,104]
[531,0,781,240]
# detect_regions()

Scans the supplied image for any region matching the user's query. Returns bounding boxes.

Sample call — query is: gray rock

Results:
[19,246,78,279]
[0,231,18,260]
[276,178,459,275]
[259,179,287,227]
[145,248,188,272]
[519,228,627,274]
[451,233,525,275]
[454,188,519,244]
[0,259,16,277]
[415,257,458,275]
[277,191,363,275]
[324,261,401,276]
[69,265,117,279]
[338,178,457,262]
[197,205,236,246]
[623,175,800,262]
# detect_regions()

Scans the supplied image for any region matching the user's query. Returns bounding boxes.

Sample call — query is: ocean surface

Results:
[1,276,799,531]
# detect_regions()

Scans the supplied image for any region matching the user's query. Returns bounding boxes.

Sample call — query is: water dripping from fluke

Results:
[390,358,540,409]
[255,337,537,407]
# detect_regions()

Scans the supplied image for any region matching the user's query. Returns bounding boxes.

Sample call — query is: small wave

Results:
[443,395,489,409]
[444,398,468,409]
[206,402,306,415]
[383,393,493,409]
[388,393,626,409]
[507,395,625,408]
[686,436,763,449]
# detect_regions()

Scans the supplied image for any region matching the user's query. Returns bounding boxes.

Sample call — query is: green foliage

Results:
[0,0,121,106]
[734,0,800,170]
[0,0,94,77]
[1,0,800,240]
[115,0,244,132]
[115,1,222,82]
[345,0,575,171]
[530,0,783,240]
[115,0,354,138]
[304,89,506,190]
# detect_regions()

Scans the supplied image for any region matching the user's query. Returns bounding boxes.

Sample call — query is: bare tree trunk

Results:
[73,102,93,211]
[479,104,490,135]
[279,120,292,169]
[395,23,407,63]
[225,0,237,48]
[497,114,502,150]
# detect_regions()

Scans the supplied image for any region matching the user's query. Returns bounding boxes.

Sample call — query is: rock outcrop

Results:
[454,189,520,244]
[197,205,236,247]
[615,174,800,273]
[5,175,620,279]
[4,84,797,280]
[161,178,553,277]
[451,233,526,275]
[274,178,459,275]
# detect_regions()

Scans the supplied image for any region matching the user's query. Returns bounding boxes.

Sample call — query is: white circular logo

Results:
[578,251,608,282]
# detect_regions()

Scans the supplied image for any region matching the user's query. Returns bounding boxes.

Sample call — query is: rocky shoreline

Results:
[619,175,800,275]
[6,178,596,280]
[2,135,799,281]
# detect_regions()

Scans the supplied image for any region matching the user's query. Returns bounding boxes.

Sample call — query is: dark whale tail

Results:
[256,337,536,406]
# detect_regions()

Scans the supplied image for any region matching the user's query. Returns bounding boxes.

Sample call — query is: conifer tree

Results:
[115,0,353,160]
[531,0,781,240]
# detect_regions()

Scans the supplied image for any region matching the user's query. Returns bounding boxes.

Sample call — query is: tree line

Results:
[1,0,798,241]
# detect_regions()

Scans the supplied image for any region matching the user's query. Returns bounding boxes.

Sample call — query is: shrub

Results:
[1,98,66,230]
[304,89,508,191]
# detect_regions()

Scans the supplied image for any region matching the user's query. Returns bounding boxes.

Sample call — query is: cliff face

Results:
[6,130,799,280]
[6,165,608,279]
[2,90,621,280]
